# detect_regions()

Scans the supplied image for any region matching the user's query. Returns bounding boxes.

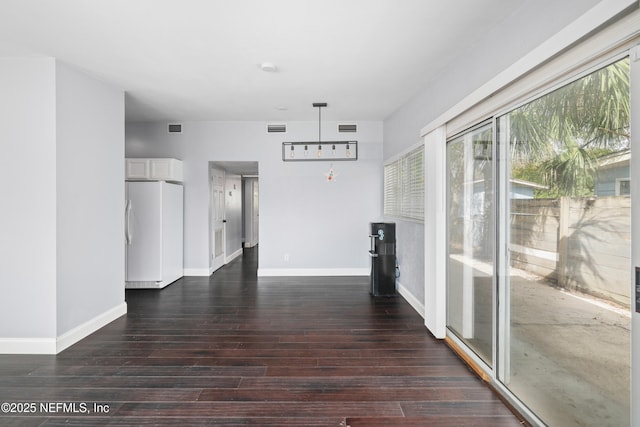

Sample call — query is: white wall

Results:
[384,0,602,159]
[125,121,383,276]
[0,58,57,344]
[395,221,425,307]
[383,0,603,323]
[0,58,126,354]
[55,61,126,338]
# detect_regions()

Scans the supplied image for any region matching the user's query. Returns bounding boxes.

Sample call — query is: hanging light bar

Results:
[282,102,358,162]
[282,141,358,161]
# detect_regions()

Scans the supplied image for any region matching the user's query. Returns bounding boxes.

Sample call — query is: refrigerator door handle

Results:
[125,200,132,245]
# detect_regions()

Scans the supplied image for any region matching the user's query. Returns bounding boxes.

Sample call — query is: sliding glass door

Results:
[447,57,631,426]
[497,57,631,427]
[447,122,494,365]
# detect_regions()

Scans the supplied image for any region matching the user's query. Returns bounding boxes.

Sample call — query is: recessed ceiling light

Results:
[276,106,288,111]
[260,62,277,72]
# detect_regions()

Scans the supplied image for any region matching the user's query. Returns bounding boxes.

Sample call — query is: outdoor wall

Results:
[596,165,630,196]
[125,121,383,276]
[511,196,630,306]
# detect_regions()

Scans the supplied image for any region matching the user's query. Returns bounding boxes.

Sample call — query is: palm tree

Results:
[539,142,598,197]
[508,58,630,197]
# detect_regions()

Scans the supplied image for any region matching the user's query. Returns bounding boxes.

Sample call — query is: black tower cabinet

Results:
[369,222,396,296]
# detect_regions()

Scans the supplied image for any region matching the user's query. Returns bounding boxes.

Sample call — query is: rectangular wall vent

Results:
[168,123,183,133]
[338,123,357,133]
[267,124,287,133]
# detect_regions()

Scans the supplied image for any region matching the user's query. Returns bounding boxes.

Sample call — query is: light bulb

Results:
[345,144,351,158]
[290,145,295,158]
[304,145,309,157]
[332,144,336,156]
[317,145,322,157]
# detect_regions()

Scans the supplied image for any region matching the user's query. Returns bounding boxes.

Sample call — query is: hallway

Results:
[0,247,522,426]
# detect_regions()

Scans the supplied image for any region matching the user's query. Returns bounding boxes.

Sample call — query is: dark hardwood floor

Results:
[0,247,523,426]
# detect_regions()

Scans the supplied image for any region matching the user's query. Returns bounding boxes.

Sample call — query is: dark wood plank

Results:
[0,387,201,401]
[0,375,241,388]
[346,416,524,427]
[40,417,344,426]
[197,386,498,402]
[0,418,49,427]
[0,247,524,425]
[239,376,485,389]
[265,365,475,377]
[113,401,403,418]
[401,400,517,417]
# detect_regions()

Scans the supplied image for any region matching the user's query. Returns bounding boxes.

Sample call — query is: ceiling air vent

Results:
[168,123,183,133]
[338,123,357,133]
[267,124,287,133]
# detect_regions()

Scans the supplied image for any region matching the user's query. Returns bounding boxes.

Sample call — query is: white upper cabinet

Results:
[126,159,149,179]
[126,158,183,182]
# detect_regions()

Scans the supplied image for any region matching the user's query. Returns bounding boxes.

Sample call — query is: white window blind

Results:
[384,146,424,221]
[403,148,424,220]
[384,161,401,217]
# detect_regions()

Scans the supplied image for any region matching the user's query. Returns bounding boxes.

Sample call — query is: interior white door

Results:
[211,168,226,272]
[252,180,259,246]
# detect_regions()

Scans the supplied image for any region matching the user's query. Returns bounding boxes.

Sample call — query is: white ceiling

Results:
[0,0,525,122]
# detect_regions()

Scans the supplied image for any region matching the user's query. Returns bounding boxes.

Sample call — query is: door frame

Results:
[440,44,639,427]
[209,166,226,273]
[243,177,259,248]
[629,43,639,427]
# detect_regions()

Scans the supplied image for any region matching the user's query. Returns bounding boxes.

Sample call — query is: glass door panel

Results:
[447,122,494,365]
[498,58,631,427]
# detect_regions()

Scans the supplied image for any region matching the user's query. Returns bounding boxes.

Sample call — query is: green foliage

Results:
[539,143,597,197]
[507,59,630,197]
[511,146,614,198]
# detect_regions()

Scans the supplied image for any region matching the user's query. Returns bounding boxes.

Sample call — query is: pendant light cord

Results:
[318,105,322,143]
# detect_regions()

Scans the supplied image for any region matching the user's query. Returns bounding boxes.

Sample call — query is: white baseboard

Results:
[0,302,127,355]
[257,268,369,277]
[186,248,244,278]
[0,338,56,354]
[397,280,425,319]
[125,281,166,289]
[225,248,243,264]
[184,268,211,276]
[56,302,127,353]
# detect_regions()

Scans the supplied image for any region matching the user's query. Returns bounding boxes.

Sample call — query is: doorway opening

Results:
[209,161,259,274]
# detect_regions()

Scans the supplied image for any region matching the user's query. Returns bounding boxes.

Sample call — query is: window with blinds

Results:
[384,146,424,221]
[384,161,401,217]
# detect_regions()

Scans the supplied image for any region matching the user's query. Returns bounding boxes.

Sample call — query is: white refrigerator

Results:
[125,181,184,289]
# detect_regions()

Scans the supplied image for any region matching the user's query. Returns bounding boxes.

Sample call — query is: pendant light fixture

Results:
[282,103,358,162]
[315,102,325,158]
